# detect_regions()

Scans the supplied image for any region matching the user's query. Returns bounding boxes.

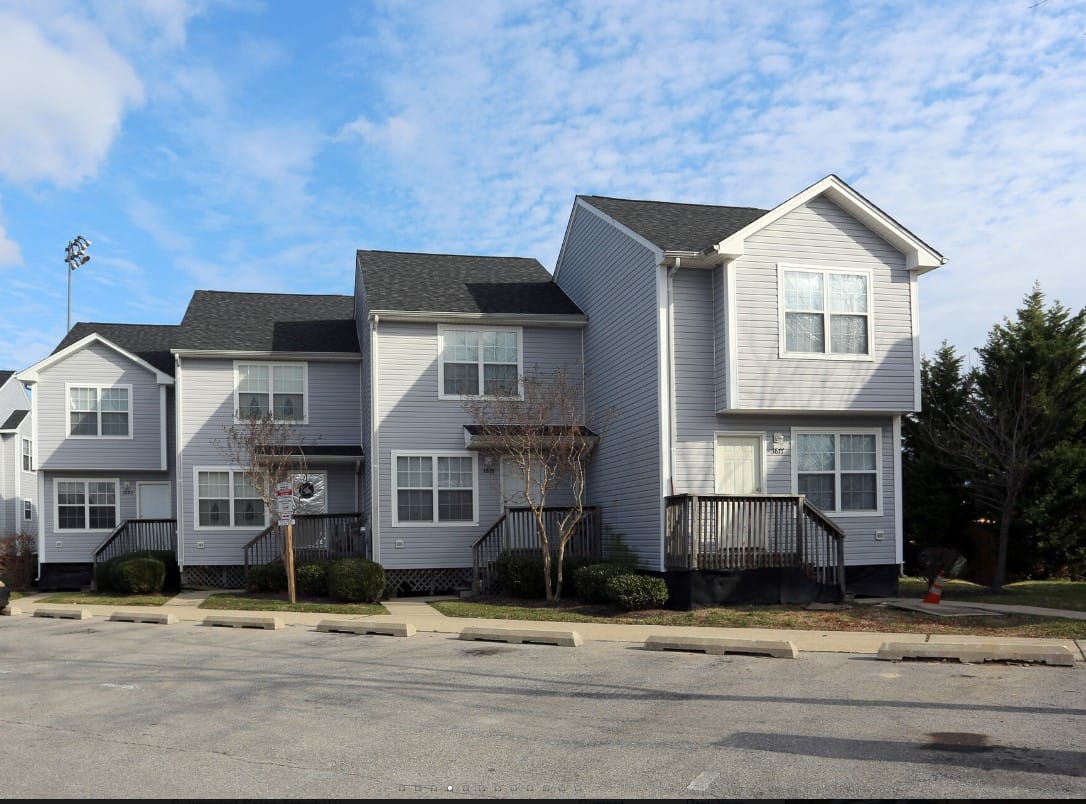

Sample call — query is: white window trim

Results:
[391,450,479,527]
[53,477,121,532]
[777,264,875,362]
[436,325,524,401]
[789,427,883,517]
[232,361,309,425]
[22,438,33,471]
[192,467,269,531]
[65,383,134,439]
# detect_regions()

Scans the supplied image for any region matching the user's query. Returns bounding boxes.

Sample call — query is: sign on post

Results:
[276,480,295,526]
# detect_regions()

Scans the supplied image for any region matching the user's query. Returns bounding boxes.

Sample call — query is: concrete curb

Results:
[459,626,583,647]
[644,634,799,658]
[34,607,92,620]
[317,619,415,637]
[201,615,284,630]
[877,641,1076,666]
[109,612,178,625]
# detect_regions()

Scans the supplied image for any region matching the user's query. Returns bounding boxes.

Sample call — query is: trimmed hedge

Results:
[248,559,288,593]
[295,560,334,597]
[96,550,180,594]
[326,558,386,603]
[604,573,669,610]
[573,563,628,604]
[111,556,166,595]
[494,552,598,598]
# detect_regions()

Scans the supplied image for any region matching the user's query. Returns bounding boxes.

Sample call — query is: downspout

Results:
[174,354,184,571]
[369,314,381,564]
[665,257,680,497]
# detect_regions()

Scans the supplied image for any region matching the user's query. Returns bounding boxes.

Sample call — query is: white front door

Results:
[137,482,172,519]
[713,436,764,549]
[714,436,763,494]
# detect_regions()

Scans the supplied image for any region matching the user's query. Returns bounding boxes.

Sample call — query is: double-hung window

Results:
[55,479,118,530]
[235,362,307,422]
[793,430,880,514]
[196,469,266,528]
[67,385,131,437]
[438,326,521,398]
[23,499,32,521]
[393,452,477,525]
[22,438,32,471]
[781,266,871,357]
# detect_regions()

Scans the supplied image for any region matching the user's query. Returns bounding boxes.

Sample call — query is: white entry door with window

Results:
[713,435,765,550]
[137,482,172,519]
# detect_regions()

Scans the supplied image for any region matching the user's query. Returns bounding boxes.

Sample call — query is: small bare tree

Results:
[465,367,612,601]
[217,411,307,603]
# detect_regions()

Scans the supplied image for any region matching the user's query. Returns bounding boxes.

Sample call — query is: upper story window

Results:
[438,326,522,399]
[56,478,118,531]
[793,429,880,515]
[22,438,32,471]
[234,362,307,422]
[67,385,131,438]
[780,267,872,358]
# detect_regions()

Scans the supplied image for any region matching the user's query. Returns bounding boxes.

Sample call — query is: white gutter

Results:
[174,354,184,570]
[369,314,381,564]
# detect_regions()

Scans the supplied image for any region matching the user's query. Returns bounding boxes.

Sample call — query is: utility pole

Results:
[65,235,91,331]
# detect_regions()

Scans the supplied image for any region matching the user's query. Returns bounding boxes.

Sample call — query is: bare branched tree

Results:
[464,367,613,601]
[217,411,307,602]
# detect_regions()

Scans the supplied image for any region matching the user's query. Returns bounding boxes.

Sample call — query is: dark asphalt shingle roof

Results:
[55,323,182,375]
[580,195,769,253]
[357,251,584,316]
[0,409,28,430]
[178,291,358,353]
[0,370,13,389]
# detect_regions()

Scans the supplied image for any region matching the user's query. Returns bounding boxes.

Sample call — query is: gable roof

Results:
[177,291,358,353]
[579,196,768,254]
[358,251,584,317]
[54,323,181,375]
[0,370,13,389]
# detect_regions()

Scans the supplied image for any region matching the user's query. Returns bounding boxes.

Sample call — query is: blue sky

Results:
[1,0,1084,372]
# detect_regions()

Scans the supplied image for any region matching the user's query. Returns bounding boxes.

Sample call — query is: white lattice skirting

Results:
[183,565,246,589]
[385,568,473,596]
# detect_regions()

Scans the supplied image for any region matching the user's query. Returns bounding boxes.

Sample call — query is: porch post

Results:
[689,495,699,571]
[795,495,805,568]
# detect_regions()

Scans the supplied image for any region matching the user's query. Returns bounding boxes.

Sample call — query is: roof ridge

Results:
[580,194,769,213]
[357,249,540,262]
[191,289,353,299]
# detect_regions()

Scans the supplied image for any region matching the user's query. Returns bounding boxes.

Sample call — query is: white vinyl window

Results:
[55,478,118,531]
[393,452,477,525]
[438,326,522,399]
[23,500,32,521]
[234,362,307,422]
[793,429,881,515]
[780,266,872,357]
[195,469,267,529]
[67,385,131,437]
[22,438,32,471]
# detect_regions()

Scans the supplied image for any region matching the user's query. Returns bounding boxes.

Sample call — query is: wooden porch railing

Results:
[471,506,601,594]
[243,513,369,586]
[92,519,177,590]
[664,494,846,594]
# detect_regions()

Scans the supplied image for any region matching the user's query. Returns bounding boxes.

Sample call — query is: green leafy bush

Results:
[111,556,166,595]
[97,550,179,593]
[248,559,287,592]
[574,563,628,604]
[604,573,669,610]
[296,560,334,597]
[495,552,598,598]
[327,558,386,603]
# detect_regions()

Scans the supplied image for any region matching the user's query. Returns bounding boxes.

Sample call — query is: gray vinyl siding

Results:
[18,410,37,536]
[35,341,167,470]
[38,470,169,564]
[713,264,727,409]
[178,357,362,566]
[373,321,583,569]
[555,205,663,569]
[732,196,915,411]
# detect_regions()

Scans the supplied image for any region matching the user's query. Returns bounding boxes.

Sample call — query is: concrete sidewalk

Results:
[4,590,1085,662]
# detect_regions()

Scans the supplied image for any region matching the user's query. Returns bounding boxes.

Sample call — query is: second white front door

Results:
[714,436,763,494]
[137,482,172,519]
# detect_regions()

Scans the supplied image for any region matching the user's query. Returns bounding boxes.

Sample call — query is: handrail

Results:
[91,518,178,591]
[242,513,369,588]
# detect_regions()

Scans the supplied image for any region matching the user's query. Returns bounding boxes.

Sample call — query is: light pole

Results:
[65,235,91,332]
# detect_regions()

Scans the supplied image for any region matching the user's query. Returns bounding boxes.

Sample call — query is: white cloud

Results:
[0,10,144,186]
[0,201,21,266]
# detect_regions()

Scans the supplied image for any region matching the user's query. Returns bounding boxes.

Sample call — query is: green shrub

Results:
[97,550,179,593]
[604,573,669,610]
[574,563,628,604]
[296,560,334,597]
[601,529,640,569]
[111,556,166,595]
[248,559,287,592]
[495,552,600,599]
[327,558,386,603]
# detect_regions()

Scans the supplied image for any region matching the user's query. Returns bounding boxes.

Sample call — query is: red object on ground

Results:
[923,572,945,604]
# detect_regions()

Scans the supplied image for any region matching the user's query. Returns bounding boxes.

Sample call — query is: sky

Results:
[0,0,1084,373]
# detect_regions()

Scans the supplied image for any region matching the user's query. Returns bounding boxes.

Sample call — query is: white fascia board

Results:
[367,310,587,328]
[19,333,174,386]
[713,175,946,273]
[169,349,362,361]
